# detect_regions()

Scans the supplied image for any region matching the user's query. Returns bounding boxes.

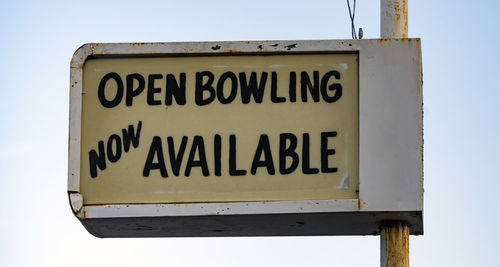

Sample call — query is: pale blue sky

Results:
[0,1,499,266]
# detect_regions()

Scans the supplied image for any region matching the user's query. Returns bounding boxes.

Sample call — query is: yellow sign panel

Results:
[80,54,358,205]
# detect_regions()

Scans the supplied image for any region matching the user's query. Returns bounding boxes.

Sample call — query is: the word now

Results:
[89,121,142,178]
[143,132,338,178]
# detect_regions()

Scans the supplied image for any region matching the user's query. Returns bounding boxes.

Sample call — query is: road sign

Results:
[68,39,423,237]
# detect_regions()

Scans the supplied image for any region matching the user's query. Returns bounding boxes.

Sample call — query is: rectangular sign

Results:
[80,54,358,205]
[69,39,423,237]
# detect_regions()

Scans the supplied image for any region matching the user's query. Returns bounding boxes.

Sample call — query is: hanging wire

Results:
[347,0,357,39]
[347,0,362,39]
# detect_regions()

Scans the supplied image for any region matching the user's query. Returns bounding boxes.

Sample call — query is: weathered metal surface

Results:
[81,211,420,238]
[76,200,358,219]
[68,68,82,192]
[69,193,83,213]
[381,223,410,267]
[68,39,423,237]
[381,0,408,38]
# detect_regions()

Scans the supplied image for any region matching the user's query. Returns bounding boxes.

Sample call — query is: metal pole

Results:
[380,0,408,38]
[380,1,409,266]
[380,223,409,267]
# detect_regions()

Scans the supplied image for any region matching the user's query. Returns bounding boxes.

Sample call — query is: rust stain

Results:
[401,0,408,38]
[225,49,243,53]
[383,0,408,38]
[357,199,361,210]
[378,38,391,47]
[86,204,110,207]
[394,1,401,22]
[382,223,409,267]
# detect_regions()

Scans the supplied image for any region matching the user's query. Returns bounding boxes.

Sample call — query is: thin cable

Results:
[347,0,357,39]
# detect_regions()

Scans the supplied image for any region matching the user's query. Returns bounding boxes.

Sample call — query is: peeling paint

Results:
[284,43,297,50]
[69,193,83,213]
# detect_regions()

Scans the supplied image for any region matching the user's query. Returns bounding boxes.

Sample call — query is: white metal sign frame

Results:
[68,39,423,237]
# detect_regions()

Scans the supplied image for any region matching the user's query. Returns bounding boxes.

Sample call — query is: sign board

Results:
[68,39,423,237]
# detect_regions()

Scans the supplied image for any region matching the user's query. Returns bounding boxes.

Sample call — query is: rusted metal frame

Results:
[68,39,363,215]
[68,39,423,237]
[70,40,362,70]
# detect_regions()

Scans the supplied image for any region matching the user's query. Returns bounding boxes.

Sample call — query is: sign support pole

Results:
[381,223,409,267]
[380,1,409,267]
[380,0,408,39]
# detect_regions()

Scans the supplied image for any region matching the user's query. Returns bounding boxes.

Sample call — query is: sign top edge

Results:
[70,38,421,69]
